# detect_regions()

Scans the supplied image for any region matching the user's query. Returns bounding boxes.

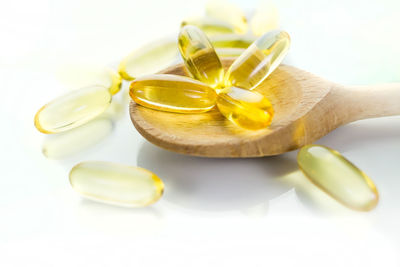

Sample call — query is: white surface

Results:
[1,0,400,266]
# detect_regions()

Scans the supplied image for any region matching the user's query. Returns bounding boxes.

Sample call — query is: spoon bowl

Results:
[130,58,400,157]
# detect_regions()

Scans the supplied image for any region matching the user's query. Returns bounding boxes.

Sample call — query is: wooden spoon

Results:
[129,58,400,158]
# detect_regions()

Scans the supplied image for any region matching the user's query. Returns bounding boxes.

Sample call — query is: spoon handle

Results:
[339,83,400,123]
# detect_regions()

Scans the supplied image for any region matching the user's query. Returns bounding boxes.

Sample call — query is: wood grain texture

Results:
[130,59,400,158]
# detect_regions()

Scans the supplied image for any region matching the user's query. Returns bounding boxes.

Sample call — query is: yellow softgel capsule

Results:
[34,85,112,134]
[250,2,279,36]
[69,161,164,207]
[130,74,218,113]
[181,16,236,36]
[297,145,379,211]
[178,25,224,88]
[118,37,179,81]
[210,33,256,49]
[206,0,247,33]
[216,86,274,130]
[56,66,122,95]
[226,30,290,90]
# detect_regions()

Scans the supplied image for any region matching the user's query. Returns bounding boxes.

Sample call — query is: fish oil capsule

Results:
[216,86,274,130]
[118,37,179,81]
[57,66,122,95]
[34,85,112,134]
[181,16,236,36]
[250,2,279,36]
[297,145,379,211]
[178,25,224,89]
[206,0,248,34]
[216,48,246,58]
[130,74,217,113]
[226,30,290,90]
[210,34,256,49]
[69,161,164,207]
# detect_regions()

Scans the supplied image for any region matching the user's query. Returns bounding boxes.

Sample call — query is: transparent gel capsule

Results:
[216,86,274,130]
[250,2,279,36]
[118,37,179,81]
[129,74,218,113]
[178,25,224,89]
[206,0,248,34]
[34,85,112,134]
[216,48,246,58]
[226,30,290,90]
[57,66,122,95]
[69,161,164,207]
[297,145,379,211]
[210,34,256,49]
[181,16,236,36]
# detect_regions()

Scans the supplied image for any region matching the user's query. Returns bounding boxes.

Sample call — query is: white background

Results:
[1,0,400,266]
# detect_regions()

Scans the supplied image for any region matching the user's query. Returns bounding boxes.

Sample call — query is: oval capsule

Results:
[178,25,224,89]
[69,161,164,207]
[57,66,122,95]
[34,85,112,134]
[226,30,290,90]
[297,145,379,211]
[206,0,247,34]
[210,34,256,49]
[130,74,218,113]
[118,37,179,81]
[181,16,236,36]
[216,86,274,130]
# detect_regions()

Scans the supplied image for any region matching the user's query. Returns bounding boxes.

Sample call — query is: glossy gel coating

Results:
[216,86,274,130]
[178,25,224,88]
[216,48,246,58]
[181,16,236,36]
[118,37,179,81]
[226,30,290,90]
[206,0,247,34]
[130,74,218,113]
[69,161,164,207]
[250,2,279,36]
[34,85,112,134]
[210,34,256,49]
[297,145,379,211]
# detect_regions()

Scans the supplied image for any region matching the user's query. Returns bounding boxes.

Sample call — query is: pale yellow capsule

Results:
[216,48,246,58]
[216,86,274,130]
[178,25,224,88]
[210,34,256,49]
[297,145,379,211]
[181,16,236,36]
[206,0,248,33]
[226,30,290,90]
[118,37,179,81]
[34,85,112,134]
[250,2,279,36]
[130,74,217,113]
[69,161,164,207]
[56,66,122,95]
